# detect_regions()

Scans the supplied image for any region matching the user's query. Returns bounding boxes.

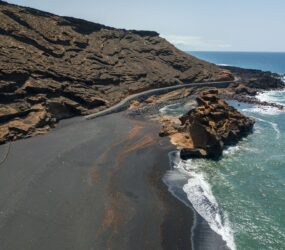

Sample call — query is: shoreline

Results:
[163,151,230,250]
[1,89,283,249]
[152,87,285,250]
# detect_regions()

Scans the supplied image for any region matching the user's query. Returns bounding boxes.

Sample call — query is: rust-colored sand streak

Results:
[89,168,99,184]
[105,192,132,233]
[114,133,157,170]
[98,191,134,249]
[123,133,156,155]
[127,122,144,140]
[98,120,145,163]
[101,196,128,235]
[94,119,152,244]
[89,120,145,184]
[98,124,157,240]
[101,207,115,231]
[94,118,161,249]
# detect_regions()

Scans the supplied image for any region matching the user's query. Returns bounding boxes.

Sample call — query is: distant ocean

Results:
[162,52,285,250]
[188,51,285,74]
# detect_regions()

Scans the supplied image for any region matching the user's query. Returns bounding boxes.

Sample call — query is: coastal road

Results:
[86,80,235,120]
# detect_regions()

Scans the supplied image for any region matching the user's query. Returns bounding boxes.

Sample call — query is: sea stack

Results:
[160,89,255,159]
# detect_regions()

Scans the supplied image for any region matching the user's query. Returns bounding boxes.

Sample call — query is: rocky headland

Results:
[159,90,255,160]
[219,66,285,109]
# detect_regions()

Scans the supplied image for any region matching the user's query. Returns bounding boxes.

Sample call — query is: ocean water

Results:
[162,53,285,250]
[188,51,285,74]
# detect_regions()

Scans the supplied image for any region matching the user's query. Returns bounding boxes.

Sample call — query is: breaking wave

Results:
[242,105,283,116]
[159,101,196,116]
[223,145,241,156]
[256,89,285,107]
[254,117,281,140]
[164,152,236,250]
[159,103,181,115]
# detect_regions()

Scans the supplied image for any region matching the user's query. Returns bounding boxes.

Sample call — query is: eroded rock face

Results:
[0,104,55,144]
[181,90,255,159]
[0,1,233,144]
[160,90,255,159]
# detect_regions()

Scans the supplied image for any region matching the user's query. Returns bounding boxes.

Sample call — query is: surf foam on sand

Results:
[164,152,236,250]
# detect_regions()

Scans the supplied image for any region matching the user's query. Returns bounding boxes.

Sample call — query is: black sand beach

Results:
[0,113,193,250]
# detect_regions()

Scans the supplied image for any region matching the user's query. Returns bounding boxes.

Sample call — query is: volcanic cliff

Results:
[0,1,233,144]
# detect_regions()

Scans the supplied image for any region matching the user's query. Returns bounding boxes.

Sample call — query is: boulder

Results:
[180,148,207,159]
[235,85,257,96]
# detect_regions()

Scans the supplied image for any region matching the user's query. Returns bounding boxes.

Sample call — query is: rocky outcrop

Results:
[218,80,285,110]
[222,66,284,90]
[160,90,255,159]
[234,84,257,96]
[0,1,233,144]
[0,104,55,144]
[216,66,285,109]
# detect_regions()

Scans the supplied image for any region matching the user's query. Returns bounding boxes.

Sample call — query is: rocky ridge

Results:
[0,1,233,144]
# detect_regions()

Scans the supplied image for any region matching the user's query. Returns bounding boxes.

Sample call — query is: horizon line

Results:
[187,50,285,53]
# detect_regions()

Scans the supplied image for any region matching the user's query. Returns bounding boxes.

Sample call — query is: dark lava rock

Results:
[179,90,255,159]
[223,66,285,90]
[235,85,257,96]
[0,1,234,144]
[180,148,207,160]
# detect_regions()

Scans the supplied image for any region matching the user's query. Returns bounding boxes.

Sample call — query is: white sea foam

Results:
[159,103,180,115]
[254,117,281,140]
[244,89,285,116]
[159,102,196,116]
[256,89,285,106]
[168,153,236,250]
[223,145,241,156]
[243,147,260,153]
[242,106,283,116]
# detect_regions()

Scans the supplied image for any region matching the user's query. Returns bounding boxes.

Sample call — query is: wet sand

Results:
[0,113,193,250]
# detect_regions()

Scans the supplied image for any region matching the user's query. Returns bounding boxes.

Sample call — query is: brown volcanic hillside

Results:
[0,1,233,143]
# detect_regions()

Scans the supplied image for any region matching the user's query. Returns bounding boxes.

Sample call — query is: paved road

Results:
[85,80,235,120]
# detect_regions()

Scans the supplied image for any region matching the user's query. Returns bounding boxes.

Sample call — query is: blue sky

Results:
[6,0,285,52]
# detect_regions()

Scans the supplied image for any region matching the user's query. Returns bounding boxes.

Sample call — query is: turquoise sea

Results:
[188,51,285,74]
[163,52,285,250]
